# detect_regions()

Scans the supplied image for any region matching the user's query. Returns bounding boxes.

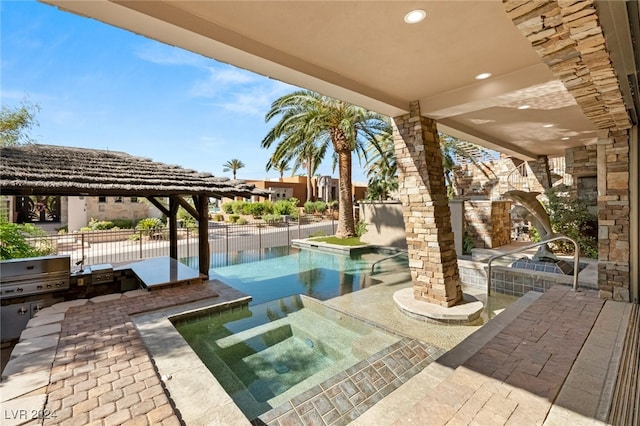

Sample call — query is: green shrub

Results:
[228,215,240,223]
[355,220,368,238]
[136,217,164,236]
[84,219,115,230]
[177,208,196,227]
[273,200,294,216]
[246,202,266,217]
[314,201,328,214]
[236,217,248,225]
[213,214,224,222]
[303,201,316,214]
[544,189,598,258]
[263,214,282,224]
[221,203,234,214]
[0,221,55,260]
[231,201,247,215]
[463,232,474,255]
[262,200,274,214]
[111,219,134,229]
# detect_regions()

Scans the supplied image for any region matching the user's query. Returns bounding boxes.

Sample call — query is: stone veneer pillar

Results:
[597,129,631,301]
[393,102,463,307]
[503,0,633,300]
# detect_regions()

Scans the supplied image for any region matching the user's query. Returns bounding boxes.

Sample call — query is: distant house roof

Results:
[0,144,266,198]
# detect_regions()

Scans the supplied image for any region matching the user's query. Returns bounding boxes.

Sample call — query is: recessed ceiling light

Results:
[561,137,570,140]
[543,124,554,128]
[517,105,531,110]
[404,9,426,24]
[475,72,492,80]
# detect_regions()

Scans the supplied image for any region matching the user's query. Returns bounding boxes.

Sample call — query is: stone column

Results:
[597,129,631,301]
[393,102,462,307]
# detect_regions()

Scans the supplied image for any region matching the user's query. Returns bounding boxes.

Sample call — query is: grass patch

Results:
[308,236,365,246]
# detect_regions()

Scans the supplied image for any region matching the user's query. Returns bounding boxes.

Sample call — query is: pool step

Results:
[608,303,639,426]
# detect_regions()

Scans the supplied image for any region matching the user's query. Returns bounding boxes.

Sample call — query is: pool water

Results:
[187,246,408,305]
[174,295,400,419]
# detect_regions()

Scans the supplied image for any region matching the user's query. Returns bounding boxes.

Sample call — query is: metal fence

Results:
[30,217,337,269]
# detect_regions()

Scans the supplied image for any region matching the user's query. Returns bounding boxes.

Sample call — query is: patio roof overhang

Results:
[39,0,638,161]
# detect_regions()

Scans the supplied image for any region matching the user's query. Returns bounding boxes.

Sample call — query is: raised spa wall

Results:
[359,201,598,297]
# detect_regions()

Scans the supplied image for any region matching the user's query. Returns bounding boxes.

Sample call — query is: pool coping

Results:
[132,287,253,425]
[291,238,372,255]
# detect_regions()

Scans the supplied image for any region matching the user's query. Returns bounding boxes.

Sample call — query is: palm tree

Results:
[262,90,390,237]
[365,132,495,199]
[270,158,291,179]
[365,134,397,200]
[222,159,245,179]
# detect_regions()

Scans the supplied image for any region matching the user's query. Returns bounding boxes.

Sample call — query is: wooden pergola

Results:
[0,144,268,278]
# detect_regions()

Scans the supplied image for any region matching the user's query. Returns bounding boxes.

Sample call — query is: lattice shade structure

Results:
[0,144,267,199]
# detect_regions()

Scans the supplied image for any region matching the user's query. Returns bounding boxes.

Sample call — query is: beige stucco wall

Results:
[358,201,407,249]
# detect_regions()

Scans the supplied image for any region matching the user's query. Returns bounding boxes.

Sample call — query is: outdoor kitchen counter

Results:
[117,256,203,289]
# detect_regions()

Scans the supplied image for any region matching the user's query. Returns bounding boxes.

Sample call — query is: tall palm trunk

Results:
[332,128,355,237]
[306,156,314,202]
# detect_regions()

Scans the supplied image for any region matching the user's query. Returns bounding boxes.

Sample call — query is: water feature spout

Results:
[502,190,556,261]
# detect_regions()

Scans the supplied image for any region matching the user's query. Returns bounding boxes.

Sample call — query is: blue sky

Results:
[1,0,369,182]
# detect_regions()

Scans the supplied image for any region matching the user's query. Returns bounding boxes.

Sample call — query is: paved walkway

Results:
[353,286,633,426]
[1,284,221,426]
[1,282,634,425]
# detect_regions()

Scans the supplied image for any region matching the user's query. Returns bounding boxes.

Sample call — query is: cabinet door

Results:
[1,303,31,341]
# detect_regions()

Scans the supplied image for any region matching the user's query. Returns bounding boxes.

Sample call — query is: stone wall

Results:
[86,196,158,222]
[358,201,407,249]
[393,102,462,307]
[464,200,512,249]
[565,144,597,198]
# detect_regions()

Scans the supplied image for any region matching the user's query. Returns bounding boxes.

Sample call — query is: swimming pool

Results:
[184,246,408,305]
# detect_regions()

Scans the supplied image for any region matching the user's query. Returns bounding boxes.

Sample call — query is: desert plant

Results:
[263,214,282,224]
[136,217,164,236]
[463,232,474,255]
[303,201,316,214]
[82,219,116,231]
[213,214,224,222]
[246,202,266,218]
[228,215,240,223]
[236,217,248,225]
[273,200,295,216]
[355,220,368,237]
[314,201,328,214]
[221,203,234,214]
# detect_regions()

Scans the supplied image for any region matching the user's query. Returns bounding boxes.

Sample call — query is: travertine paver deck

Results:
[41,283,221,426]
[3,277,633,426]
[355,285,608,425]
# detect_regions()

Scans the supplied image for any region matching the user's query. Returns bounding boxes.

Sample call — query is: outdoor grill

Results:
[1,255,71,342]
[0,255,70,299]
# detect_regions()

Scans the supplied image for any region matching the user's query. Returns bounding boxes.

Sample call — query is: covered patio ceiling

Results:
[41,1,637,161]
